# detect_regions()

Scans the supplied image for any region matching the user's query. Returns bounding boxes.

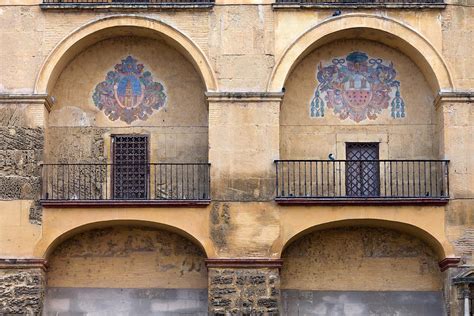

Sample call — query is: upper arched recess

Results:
[268,13,453,93]
[35,15,218,95]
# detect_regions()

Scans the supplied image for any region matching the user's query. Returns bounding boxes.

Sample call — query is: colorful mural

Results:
[93,56,167,124]
[310,51,405,122]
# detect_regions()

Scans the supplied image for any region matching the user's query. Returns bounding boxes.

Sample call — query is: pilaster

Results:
[207,92,283,201]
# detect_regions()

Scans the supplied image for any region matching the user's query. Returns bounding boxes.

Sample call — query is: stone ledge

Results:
[0,259,48,271]
[40,199,211,207]
[275,197,450,206]
[439,257,461,272]
[206,258,284,269]
[434,90,474,107]
[206,92,285,103]
[0,94,53,111]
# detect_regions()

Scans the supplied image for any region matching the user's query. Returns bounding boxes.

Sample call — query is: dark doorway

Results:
[112,135,149,199]
[345,142,380,197]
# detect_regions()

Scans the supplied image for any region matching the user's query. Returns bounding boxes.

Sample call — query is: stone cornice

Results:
[0,258,48,271]
[206,92,285,103]
[0,93,54,111]
[434,90,474,108]
[439,257,461,272]
[205,258,284,269]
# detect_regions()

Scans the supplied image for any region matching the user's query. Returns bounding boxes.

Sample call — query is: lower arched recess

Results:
[43,225,208,315]
[281,227,445,316]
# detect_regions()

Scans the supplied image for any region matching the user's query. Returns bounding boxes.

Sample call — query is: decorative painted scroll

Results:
[93,56,167,124]
[310,51,405,122]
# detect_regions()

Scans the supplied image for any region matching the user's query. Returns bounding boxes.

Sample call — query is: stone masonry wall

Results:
[0,268,45,315]
[0,103,44,224]
[208,268,280,315]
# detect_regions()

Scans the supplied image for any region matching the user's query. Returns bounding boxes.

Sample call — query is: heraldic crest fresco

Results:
[310,51,406,123]
[93,56,167,124]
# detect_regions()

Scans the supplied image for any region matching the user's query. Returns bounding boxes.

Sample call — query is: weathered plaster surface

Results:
[47,226,208,289]
[281,227,442,291]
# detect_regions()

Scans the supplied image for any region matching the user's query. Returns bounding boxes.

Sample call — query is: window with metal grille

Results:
[112,135,149,199]
[345,143,380,197]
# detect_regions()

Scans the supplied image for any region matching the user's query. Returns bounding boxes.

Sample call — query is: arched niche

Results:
[280,223,446,315]
[36,218,213,259]
[39,17,214,164]
[43,222,209,314]
[276,218,450,261]
[279,38,438,160]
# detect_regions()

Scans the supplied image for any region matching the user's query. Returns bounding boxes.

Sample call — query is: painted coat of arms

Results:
[310,51,405,122]
[93,56,167,124]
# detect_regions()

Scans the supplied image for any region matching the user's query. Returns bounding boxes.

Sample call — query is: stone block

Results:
[0,176,40,200]
[0,127,43,150]
[208,268,281,314]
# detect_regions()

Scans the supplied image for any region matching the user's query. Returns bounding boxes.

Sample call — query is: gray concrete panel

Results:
[43,288,207,316]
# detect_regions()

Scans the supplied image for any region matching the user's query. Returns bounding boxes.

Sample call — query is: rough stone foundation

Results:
[208,267,280,315]
[0,263,46,315]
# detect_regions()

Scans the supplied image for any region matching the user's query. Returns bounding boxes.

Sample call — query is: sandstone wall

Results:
[0,1,472,315]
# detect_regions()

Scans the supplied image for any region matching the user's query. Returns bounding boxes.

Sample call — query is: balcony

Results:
[40,0,214,10]
[273,0,445,9]
[274,160,449,205]
[40,163,211,207]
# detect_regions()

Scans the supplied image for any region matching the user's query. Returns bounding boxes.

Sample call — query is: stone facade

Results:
[0,0,473,315]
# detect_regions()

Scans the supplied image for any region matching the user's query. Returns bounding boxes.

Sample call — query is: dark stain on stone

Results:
[210,203,232,252]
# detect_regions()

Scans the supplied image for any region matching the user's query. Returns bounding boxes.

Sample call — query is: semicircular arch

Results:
[268,13,453,93]
[34,218,215,259]
[35,15,218,96]
[274,217,455,262]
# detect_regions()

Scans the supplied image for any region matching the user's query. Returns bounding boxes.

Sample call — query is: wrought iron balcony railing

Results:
[274,0,445,7]
[275,160,449,205]
[41,163,211,206]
